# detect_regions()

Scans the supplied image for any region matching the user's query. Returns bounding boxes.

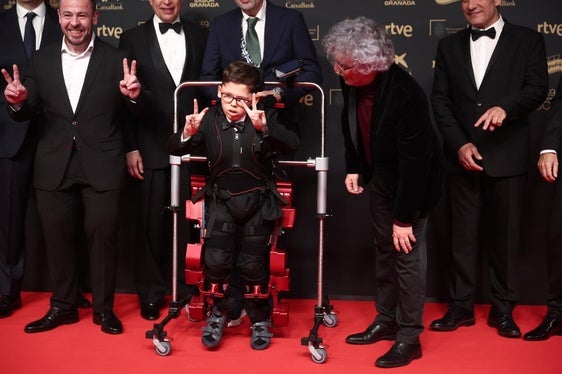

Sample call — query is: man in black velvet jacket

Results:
[323,17,442,368]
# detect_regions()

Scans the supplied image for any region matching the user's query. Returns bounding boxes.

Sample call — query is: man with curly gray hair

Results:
[323,17,443,368]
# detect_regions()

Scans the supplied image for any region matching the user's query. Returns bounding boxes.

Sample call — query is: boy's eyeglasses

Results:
[220,92,252,106]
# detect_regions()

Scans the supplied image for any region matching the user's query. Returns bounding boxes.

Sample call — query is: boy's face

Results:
[218,82,253,122]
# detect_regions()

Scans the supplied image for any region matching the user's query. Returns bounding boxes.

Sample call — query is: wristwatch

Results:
[272,87,284,101]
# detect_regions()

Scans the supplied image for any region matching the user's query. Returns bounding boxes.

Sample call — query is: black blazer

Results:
[341,63,443,224]
[119,16,207,169]
[11,38,128,191]
[432,21,548,177]
[0,4,61,158]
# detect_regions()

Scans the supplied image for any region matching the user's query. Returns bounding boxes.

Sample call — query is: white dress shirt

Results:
[152,15,186,86]
[61,34,95,113]
[470,16,504,90]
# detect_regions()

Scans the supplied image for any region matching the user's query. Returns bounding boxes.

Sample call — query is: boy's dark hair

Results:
[222,61,264,93]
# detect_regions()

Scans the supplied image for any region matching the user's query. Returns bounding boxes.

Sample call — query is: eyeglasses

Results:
[334,62,355,75]
[220,91,252,106]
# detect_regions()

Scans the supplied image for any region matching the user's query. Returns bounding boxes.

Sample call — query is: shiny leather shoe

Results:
[487,310,521,338]
[24,307,78,333]
[345,322,399,345]
[93,311,123,334]
[140,301,162,321]
[429,306,475,331]
[523,316,562,341]
[375,342,422,368]
[0,296,22,318]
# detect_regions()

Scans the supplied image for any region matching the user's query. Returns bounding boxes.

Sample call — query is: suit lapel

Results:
[460,28,477,90]
[4,9,27,60]
[41,7,62,48]
[180,20,195,82]
[481,22,512,87]
[144,18,176,87]
[262,4,284,67]
[74,39,103,116]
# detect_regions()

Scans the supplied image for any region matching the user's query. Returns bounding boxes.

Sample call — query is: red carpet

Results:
[1,292,560,373]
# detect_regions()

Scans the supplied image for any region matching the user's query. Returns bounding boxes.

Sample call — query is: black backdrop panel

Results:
[3,0,561,303]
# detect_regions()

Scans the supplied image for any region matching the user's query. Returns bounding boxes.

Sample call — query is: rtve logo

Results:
[96,25,123,39]
[385,23,413,38]
[538,22,562,36]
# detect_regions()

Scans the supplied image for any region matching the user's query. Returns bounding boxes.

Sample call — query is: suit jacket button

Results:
[476,102,482,107]
[71,121,78,126]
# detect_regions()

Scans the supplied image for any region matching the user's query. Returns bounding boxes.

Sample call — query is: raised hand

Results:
[2,64,27,105]
[183,99,209,138]
[120,58,140,100]
[242,93,267,132]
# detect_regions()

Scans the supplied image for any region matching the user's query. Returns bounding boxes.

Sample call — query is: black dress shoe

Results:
[24,307,78,333]
[345,322,399,345]
[487,310,521,338]
[77,294,92,309]
[375,342,422,368]
[523,316,562,341]
[93,311,123,334]
[0,296,22,318]
[140,301,162,320]
[429,306,475,332]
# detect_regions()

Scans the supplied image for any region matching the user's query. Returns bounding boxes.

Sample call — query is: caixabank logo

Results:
[188,0,220,9]
[286,0,315,9]
[97,0,124,11]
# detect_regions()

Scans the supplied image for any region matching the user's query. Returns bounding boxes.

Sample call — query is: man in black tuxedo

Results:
[118,0,207,320]
[527,75,562,341]
[2,0,140,334]
[430,0,548,338]
[323,17,442,368]
[0,0,61,318]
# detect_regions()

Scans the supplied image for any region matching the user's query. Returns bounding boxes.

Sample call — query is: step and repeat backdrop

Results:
[3,0,561,303]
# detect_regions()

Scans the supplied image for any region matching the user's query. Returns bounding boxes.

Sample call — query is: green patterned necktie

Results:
[245,17,261,66]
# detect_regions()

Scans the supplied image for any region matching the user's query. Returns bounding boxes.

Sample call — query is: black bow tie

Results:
[159,22,182,34]
[470,27,496,41]
[220,118,245,132]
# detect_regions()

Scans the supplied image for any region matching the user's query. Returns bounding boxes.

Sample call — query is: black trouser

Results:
[0,140,34,299]
[36,150,120,313]
[204,191,274,323]
[446,172,524,314]
[369,176,428,344]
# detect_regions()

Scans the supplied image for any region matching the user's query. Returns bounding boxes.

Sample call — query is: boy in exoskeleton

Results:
[167,61,299,350]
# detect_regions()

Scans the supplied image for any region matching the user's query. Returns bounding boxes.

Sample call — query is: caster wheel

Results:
[322,313,338,328]
[311,347,328,364]
[155,341,172,356]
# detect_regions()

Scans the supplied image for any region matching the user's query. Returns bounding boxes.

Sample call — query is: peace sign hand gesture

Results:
[183,98,209,139]
[120,58,140,100]
[2,64,28,105]
[241,93,267,132]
